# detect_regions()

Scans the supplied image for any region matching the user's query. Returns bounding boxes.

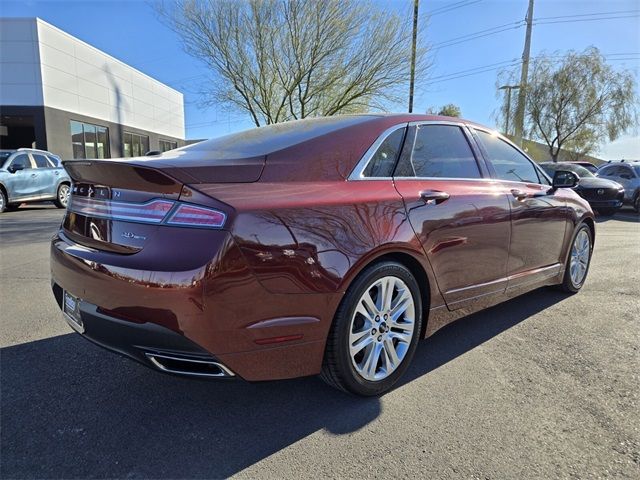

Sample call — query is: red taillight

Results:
[68,197,226,229]
[69,197,174,223]
[166,204,226,228]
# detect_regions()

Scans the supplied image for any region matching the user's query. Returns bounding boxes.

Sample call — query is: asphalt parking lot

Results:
[1,204,638,479]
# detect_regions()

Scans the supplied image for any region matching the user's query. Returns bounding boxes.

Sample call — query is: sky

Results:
[1,0,639,159]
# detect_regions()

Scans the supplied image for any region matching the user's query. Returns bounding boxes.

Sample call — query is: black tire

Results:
[54,183,70,209]
[321,261,423,396]
[0,189,6,213]
[559,224,593,293]
[597,208,616,216]
[634,193,640,213]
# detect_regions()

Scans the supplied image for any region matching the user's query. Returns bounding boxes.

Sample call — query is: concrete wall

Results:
[35,18,184,140]
[1,17,185,153]
[0,18,44,106]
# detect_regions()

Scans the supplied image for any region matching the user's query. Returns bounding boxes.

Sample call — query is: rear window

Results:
[184,116,378,159]
[33,153,54,168]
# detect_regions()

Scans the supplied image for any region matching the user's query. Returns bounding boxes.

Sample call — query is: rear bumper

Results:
[50,231,337,381]
[52,282,235,378]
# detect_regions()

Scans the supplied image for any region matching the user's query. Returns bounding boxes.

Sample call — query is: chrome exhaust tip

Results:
[145,352,235,378]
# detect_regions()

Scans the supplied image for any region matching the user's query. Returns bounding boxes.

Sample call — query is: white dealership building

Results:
[0,17,185,159]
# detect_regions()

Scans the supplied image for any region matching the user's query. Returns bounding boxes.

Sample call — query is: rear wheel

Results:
[559,224,592,293]
[634,193,640,213]
[54,183,70,208]
[0,189,6,213]
[321,261,422,396]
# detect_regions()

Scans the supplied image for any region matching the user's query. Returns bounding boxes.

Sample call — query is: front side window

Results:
[395,124,481,178]
[475,130,541,184]
[70,120,110,159]
[124,132,150,157]
[32,153,54,168]
[10,154,32,170]
[362,128,405,177]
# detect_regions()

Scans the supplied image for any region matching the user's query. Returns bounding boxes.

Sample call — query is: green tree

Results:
[496,47,637,161]
[427,103,461,117]
[158,0,429,126]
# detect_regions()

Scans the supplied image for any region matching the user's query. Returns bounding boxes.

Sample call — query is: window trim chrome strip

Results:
[348,120,485,181]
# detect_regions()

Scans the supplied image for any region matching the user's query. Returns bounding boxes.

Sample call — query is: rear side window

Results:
[395,125,481,178]
[32,153,53,168]
[475,130,541,184]
[363,128,405,177]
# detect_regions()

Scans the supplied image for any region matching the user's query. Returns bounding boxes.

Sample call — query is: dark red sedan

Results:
[51,114,594,396]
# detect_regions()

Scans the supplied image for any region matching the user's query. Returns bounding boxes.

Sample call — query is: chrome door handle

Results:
[420,190,450,205]
[511,189,528,200]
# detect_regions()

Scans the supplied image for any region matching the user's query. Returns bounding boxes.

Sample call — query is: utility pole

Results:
[408,0,419,113]
[499,85,520,136]
[513,0,534,146]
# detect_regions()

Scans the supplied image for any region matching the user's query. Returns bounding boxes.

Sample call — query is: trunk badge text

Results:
[122,232,147,240]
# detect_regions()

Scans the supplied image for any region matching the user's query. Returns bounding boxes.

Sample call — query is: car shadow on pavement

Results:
[1,287,568,479]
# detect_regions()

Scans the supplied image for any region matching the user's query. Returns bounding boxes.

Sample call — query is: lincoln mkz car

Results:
[50,115,595,396]
[0,148,70,213]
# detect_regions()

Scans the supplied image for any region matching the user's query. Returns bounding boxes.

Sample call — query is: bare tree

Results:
[157,0,429,126]
[496,47,637,161]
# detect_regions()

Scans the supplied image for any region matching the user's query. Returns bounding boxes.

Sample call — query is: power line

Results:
[432,20,525,49]
[534,9,639,21]
[534,13,639,26]
[426,0,481,17]
[429,58,520,83]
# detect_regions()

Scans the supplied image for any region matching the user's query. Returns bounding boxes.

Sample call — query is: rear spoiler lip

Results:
[62,155,265,184]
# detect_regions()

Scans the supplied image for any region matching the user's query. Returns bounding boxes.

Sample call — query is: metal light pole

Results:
[408,0,419,113]
[499,85,520,136]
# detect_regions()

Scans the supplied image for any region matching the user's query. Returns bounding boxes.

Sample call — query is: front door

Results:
[393,123,512,310]
[5,153,37,201]
[472,129,569,289]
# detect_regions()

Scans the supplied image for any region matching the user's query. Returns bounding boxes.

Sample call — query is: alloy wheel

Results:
[349,276,415,381]
[59,185,70,208]
[569,229,590,286]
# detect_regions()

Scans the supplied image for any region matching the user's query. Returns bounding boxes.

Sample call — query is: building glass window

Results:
[159,139,178,152]
[123,132,150,157]
[70,120,110,159]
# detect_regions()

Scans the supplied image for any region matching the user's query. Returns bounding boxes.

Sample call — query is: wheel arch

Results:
[338,247,438,339]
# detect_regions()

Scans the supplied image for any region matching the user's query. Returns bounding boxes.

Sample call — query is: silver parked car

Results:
[597,161,640,212]
[0,148,71,213]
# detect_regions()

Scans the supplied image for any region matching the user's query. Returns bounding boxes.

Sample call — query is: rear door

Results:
[31,152,59,198]
[472,128,569,289]
[392,122,512,310]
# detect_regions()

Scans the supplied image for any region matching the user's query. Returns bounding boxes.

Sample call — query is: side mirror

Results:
[552,170,579,188]
[8,164,24,173]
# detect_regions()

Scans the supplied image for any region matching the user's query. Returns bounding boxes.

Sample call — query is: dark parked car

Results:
[0,148,71,212]
[51,115,595,396]
[541,162,625,215]
[570,161,599,174]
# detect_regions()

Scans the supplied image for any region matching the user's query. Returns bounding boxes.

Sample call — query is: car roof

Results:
[180,113,474,159]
